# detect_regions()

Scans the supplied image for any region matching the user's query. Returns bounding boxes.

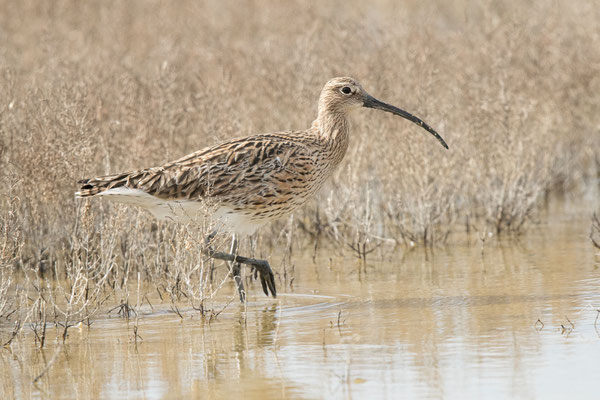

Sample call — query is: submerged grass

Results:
[0,0,599,343]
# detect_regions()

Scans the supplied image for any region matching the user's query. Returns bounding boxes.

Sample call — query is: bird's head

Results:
[318,77,449,149]
[319,77,366,112]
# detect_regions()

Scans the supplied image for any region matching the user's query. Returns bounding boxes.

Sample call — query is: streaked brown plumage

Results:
[76,77,448,299]
[77,129,344,233]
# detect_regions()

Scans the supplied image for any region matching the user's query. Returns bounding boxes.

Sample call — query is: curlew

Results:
[76,77,448,301]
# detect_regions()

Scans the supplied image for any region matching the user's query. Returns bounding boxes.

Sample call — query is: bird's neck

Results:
[312,110,350,165]
[313,109,349,142]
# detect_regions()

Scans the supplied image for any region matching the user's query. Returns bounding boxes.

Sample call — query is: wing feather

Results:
[76,131,317,207]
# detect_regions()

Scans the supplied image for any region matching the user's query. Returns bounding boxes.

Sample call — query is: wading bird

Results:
[76,77,448,301]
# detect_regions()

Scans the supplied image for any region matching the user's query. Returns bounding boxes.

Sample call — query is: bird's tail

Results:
[75,172,136,198]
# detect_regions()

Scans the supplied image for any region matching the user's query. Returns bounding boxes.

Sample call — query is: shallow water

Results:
[2,192,600,400]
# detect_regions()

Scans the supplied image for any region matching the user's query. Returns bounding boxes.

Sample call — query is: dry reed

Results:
[592,213,600,250]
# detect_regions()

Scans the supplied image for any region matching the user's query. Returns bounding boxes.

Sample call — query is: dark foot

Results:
[205,249,277,298]
[249,260,277,298]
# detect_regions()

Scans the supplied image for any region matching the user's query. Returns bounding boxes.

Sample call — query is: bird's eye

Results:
[341,86,352,95]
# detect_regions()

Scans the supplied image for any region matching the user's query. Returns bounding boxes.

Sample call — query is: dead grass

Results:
[0,0,599,340]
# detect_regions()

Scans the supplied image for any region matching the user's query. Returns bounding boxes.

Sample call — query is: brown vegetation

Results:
[0,0,599,342]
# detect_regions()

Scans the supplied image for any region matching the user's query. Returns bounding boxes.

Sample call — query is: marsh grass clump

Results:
[0,0,599,337]
[0,170,22,321]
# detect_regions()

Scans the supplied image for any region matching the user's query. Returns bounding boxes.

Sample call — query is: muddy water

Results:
[2,193,600,400]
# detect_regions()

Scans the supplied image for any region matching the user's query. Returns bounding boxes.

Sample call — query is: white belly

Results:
[92,187,265,235]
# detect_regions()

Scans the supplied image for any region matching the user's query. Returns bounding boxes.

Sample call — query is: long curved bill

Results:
[363,94,449,149]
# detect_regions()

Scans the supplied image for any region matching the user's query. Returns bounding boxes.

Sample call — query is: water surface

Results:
[2,193,599,399]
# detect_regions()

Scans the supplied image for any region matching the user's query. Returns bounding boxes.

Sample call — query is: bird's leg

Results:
[229,235,246,303]
[203,231,277,298]
[204,230,218,247]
